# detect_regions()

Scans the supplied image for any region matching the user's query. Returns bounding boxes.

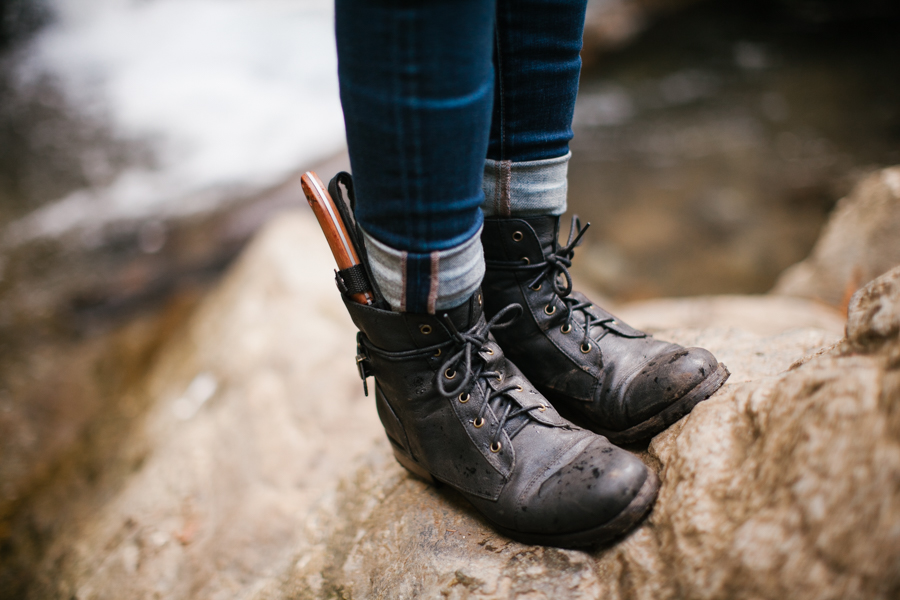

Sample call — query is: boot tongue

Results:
[521,215,559,257]
[441,290,483,332]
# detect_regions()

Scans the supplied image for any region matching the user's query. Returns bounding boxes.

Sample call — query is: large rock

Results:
[24,213,383,598]
[773,166,900,308]
[20,213,900,599]
[272,269,900,600]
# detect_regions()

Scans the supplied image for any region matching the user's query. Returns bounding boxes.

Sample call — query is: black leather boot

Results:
[323,172,657,547]
[481,215,730,445]
[344,293,658,547]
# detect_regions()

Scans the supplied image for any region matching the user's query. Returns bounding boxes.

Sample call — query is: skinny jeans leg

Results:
[335,0,588,310]
[490,0,589,163]
[336,0,496,254]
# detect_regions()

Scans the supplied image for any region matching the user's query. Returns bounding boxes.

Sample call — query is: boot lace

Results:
[525,216,619,357]
[437,304,545,449]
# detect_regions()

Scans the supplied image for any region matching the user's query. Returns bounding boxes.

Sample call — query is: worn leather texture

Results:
[343,291,653,539]
[482,216,725,437]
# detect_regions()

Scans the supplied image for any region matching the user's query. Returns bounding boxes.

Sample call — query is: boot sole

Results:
[588,362,731,445]
[389,444,659,548]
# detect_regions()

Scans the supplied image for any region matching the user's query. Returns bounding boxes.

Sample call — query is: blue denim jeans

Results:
[336,0,587,311]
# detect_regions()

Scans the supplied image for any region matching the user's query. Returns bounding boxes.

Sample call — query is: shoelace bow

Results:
[526,216,618,355]
[437,304,545,448]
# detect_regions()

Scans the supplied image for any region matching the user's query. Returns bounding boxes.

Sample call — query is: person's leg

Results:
[481,0,587,219]
[480,0,729,444]
[336,0,494,313]
[333,0,658,547]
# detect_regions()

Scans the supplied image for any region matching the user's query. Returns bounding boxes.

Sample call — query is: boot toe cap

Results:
[624,346,719,423]
[529,439,651,535]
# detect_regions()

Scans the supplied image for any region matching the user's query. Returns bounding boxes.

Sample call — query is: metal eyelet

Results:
[477,293,482,306]
[433,348,442,357]
[516,385,523,392]
[512,231,524,242]
[560,323,572,334]
[485,347,494,355]
[544,305,556,315]
[538,404,547,412]
[445,368,456,380]
[490,441,502,453]
[419,324,432,335]
[530,283,542,291]
[580,342,592,354]
[521,256,530,265]
[495,373,503,382]
[473,417,485,428]
[459,392,470,403]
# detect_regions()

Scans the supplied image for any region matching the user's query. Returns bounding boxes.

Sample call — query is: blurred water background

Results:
[2,0,342,238]
[0,0,345,354]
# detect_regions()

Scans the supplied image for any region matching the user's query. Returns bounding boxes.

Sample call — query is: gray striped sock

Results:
[362,227,485,314]
[482,152,570,218]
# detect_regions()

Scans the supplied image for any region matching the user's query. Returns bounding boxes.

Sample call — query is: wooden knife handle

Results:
[301,171,374,305]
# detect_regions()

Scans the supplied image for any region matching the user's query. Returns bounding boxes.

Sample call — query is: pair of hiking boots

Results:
[330,173,729,548]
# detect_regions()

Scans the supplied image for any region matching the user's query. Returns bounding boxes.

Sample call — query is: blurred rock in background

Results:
[571,0,900,301]
[582,0,704,62]
[773,167,900,309]
[0,0,48,52]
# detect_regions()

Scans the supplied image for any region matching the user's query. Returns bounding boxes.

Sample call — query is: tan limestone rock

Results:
[24,215,900,600]
[613,294,845,338]
[270,268,900,600]
[773,166,900,308]
[26,212,383,599]
[845,266,900,352]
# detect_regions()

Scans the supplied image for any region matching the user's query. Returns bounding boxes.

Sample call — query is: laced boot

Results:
[344,290,659,547]
[481,215,730,445]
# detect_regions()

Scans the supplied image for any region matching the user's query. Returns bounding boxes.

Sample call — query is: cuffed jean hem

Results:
[481,152,570,218]
[363,226,485,314]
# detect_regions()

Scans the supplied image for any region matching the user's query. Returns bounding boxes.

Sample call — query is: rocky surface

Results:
[0,151,350,568]
[614,294,844,338]
[15,210,899,599]
[19,213,382,599]
[773,166,900,308]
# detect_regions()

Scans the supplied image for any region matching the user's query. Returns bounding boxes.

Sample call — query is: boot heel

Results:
[391,446,438,485]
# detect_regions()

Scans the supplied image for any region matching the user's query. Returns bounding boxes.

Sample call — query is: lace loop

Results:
[523,216,626,360]
[435,302,542,447]
[436,304,521,398]
[526,216,590,297]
